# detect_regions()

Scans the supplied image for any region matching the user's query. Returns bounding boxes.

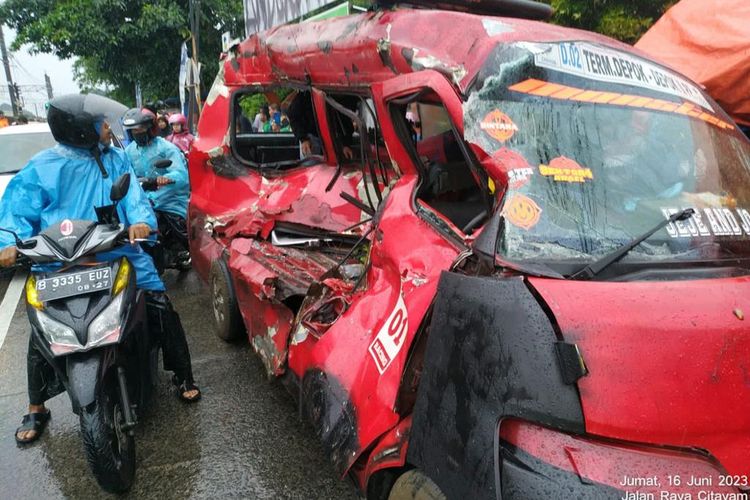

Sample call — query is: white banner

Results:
[526,41,712,110]
[135,82,142,109]
[178,42,188,115]
[243,0,334,36]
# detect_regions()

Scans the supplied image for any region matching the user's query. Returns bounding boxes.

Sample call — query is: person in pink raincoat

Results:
[165,113,195,153]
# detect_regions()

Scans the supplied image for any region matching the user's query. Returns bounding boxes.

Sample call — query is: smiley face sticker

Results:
[503,193,542,230]
[480,110,519,142]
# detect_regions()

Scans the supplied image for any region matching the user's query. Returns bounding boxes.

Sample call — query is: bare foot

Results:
[181,388,200,401]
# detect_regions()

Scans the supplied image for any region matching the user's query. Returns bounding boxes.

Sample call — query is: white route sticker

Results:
[369,291,409,375]
[662,207,750,238]
[524,41,712,110]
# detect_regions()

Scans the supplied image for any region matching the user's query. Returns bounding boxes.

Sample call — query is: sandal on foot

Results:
[177,381,201,403]
[172,376,201,403]
[15,410,51,445]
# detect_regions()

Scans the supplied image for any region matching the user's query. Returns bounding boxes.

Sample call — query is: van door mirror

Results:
[110,173,131,202]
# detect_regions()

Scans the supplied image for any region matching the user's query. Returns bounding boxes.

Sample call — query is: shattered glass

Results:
[464,43,750,269]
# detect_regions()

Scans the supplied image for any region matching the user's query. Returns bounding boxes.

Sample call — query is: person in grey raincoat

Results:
[0,94,201,446]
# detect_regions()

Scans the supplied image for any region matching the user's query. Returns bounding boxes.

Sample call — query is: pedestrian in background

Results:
[156,114,171,138]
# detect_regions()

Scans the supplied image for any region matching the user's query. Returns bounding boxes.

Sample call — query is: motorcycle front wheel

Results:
[79,377,136,493]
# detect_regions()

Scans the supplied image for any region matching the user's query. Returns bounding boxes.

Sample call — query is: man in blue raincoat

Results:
[122,108,189,218]
[123,108,191,269]
[0,94,201,445]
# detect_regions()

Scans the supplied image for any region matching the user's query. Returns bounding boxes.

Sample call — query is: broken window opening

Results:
[390,93,492,235]
[324,92,396,212]
[231,86,325,171]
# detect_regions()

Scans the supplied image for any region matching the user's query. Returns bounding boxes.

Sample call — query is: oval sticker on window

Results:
[539,156,594,183]
[481,110,519,142]
[503,193,542,230]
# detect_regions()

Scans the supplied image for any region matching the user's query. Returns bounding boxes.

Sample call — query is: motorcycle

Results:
[2,174,158,493]
[139,159,191,275]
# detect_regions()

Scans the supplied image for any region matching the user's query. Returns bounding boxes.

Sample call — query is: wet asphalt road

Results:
[0,270,359,499]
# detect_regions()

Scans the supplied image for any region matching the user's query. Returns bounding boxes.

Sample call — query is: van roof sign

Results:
[243,0,339,36]
[525,41,712,110]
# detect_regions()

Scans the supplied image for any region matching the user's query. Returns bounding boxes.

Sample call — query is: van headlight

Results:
[87,292,125,347]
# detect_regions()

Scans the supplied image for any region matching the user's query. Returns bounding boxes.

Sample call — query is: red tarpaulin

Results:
[636,0,750,126]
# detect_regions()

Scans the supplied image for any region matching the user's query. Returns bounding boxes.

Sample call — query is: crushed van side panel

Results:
[228,237,343,375]
[287,178,462,474]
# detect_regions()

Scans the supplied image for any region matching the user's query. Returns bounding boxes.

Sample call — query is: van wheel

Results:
[209,259,244,341]
[387,469,446,500]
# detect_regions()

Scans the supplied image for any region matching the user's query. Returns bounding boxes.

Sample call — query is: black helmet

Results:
[122,108,157,131]
[122,108,158,146]
[47,94,107,150]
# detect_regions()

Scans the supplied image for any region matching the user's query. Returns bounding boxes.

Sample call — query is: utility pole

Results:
[188,0,203,130]
[44,73,53,100]
[0,25,19,116]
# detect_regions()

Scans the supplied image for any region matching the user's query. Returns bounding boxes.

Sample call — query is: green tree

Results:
[0,0,244,105]
[540,0,676,44]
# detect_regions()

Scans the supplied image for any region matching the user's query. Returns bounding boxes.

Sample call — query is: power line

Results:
[9,54,44,84]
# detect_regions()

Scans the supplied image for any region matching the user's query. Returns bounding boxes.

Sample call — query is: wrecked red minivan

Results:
[188,1,750,498]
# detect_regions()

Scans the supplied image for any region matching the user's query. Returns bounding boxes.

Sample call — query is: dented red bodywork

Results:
[188,5,750,498]
[528,277,750,477]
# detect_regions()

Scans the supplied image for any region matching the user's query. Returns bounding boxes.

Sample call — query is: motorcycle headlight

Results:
[87,292,125,348]
[25,276,44,310]
[36,311,81,356]
[113,258,131,296]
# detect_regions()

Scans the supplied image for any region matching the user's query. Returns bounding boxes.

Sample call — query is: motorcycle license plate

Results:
[36,267,112,302]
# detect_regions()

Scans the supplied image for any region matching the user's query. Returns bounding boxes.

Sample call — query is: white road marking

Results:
[0,270,26,351]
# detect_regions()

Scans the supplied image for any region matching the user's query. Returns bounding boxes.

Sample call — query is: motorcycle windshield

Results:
[464,41,750,275]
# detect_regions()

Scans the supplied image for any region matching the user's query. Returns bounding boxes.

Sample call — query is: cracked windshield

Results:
[464,41,750,268]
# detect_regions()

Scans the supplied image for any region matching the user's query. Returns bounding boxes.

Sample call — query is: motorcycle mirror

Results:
[0,227,36,249]
[17,239,37,250]
[110,173,131,202]
[153,159,172,169]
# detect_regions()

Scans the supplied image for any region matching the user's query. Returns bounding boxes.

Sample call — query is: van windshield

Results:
[464,41,750,272]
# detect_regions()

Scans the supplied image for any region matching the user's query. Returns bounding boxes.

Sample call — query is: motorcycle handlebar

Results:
[116,229,160,245]
[138,177,175,191]
[3,228,161,270]
[3,253,31,272]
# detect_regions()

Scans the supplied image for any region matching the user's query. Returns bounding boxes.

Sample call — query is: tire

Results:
[209,259,245,341]
[387,469,446,500]
[79,379,135,494]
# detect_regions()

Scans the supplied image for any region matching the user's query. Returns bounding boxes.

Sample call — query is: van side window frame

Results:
[229,84,324,171]
[319,88,398,211]
[388,92,494,239]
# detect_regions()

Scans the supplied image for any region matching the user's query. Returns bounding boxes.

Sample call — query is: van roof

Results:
[0,122,51,136]
[225,7,643,93]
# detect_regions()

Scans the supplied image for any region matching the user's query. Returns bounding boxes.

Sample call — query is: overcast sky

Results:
[0,27,80,116]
